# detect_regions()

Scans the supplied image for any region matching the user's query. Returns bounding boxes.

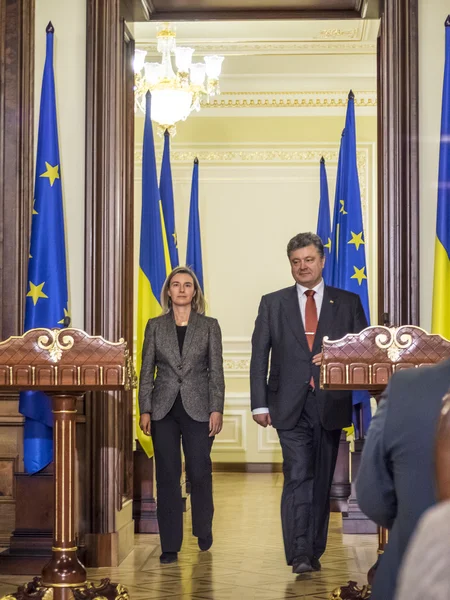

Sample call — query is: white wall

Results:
[419,2,449,330]
[134,109,378,463]
[34,0,86,328]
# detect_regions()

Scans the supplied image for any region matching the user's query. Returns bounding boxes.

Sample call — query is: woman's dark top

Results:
[174,325,187,407]
[176,325,187,354]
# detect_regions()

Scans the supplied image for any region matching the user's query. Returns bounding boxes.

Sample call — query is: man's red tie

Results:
[305,290,318,388]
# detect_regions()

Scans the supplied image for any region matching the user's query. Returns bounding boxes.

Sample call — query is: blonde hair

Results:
[160,266,206,315]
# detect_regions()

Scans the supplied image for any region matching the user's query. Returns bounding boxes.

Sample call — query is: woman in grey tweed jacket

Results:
[139,266,225,565]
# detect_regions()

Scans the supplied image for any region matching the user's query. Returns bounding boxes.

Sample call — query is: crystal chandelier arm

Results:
[175,47,194,74]
[190,63,206,87]
[204,55,224,97]
[134,49,147,73]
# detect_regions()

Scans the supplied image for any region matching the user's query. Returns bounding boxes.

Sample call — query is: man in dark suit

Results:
[356,359,450,600]
[250,232,368,574]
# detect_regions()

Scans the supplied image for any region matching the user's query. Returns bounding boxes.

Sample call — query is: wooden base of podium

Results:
[0,471,53,575]
[0,394,129,600]
[1,576,129,600]
[342,439,377,534]
[330,432,351,513]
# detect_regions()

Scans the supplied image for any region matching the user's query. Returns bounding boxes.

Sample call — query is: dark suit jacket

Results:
[250,284,368,430]
[139,310,225,422]
[356,359,450,600]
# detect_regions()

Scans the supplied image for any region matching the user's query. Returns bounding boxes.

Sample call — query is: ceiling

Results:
[127,0,380,21]
[132,19,379,57]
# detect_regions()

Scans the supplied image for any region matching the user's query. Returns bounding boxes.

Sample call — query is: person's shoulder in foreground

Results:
[395,500,450,600]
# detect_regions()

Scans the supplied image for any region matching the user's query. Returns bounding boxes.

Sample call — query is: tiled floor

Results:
[0,473,377,599]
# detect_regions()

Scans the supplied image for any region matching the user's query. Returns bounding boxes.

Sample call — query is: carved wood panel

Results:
[85,0,135,547]
[0,0,34,341]
[321,326,450,390]
[377,0,420,326]
[0,0,34,547]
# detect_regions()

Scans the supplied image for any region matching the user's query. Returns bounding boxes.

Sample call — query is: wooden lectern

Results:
[321,325,450,600]
[0,327,135,600]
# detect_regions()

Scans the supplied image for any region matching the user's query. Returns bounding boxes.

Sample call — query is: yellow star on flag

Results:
[39,162,60,187]
[351,266,367,286]
[27,281,48,305]
[32,200,38,215]
[324,237,332,251]
[339,200,348,215]
[172,232,178,248]
[58,307,71,326]
[348,231,365,251]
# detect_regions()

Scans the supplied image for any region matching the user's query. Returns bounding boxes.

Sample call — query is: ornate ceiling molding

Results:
[137,40,376,56]
[318,28,360,40]
[198,90,377,109]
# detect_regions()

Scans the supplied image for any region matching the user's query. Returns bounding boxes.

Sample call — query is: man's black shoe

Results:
[311,556,322,571]
[198,533,213,551]
[160,552,178,564]
[292,555,313,574]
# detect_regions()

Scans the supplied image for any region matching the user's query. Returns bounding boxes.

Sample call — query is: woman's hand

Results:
[139,413,151,435]
[209,411,223,437]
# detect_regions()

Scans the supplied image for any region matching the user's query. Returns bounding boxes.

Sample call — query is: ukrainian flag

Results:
[136,92,171,457]
[19,24,69,473]
[432,17,450,338]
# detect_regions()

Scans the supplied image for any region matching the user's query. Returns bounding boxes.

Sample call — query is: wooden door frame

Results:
[84,1,419,332]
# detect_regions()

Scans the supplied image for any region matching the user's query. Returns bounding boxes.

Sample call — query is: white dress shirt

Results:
[252,279,324,416]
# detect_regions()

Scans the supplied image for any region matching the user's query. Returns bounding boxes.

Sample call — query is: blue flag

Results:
[186,159,204,291]
[329,130,344,282]
[19,24,69,473]
[432,17,450,338]
[160,129,179,269]
[330,91,371,435]
[316,157,332,284]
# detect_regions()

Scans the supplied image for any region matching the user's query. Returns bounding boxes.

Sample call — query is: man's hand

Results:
[312,352,323,366]
[253,413,272,428]
[139,413,151,435]
[209,412,223,437]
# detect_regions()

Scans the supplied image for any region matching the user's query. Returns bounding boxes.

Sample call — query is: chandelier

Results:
[134,23,224,134]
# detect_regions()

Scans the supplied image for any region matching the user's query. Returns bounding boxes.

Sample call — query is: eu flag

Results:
[316,157,332,284]
[19,24,69,473]
[186,158,204,291]
[330,91,371,435]
[136,92,171,457]
[432,17,450,338]
[160,129,179,269]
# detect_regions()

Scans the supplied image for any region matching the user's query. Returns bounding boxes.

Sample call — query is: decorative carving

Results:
[0,328,131,390]
[0,577,129,600]
[124,348,138,391]
[135,146,368,166]
[198,91,377,109]
[375,328,413,362]
[330,581,371,599]
[321,325,450,390]
[223,358,250,372]
[37,329,75,362]
[138,40,376,56]
[319,28,359,40]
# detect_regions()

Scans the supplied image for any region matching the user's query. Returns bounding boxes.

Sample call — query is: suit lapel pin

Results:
[330,300,334,304]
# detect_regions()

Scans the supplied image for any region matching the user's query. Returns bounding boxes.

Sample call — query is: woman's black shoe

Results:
[198,533,213,551]
[160,552,178,564]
